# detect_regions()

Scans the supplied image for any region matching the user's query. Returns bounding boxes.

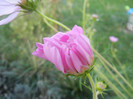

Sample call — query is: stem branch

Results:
[35,10,71,31]
[92,47,133,91]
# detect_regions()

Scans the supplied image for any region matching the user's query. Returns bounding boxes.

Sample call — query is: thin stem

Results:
[94,68,127,99]
[35,10,71,31]
[92,47,133,91]
[43,18,58,32]
[87,73,98,99]
[111,43,130,82]
[111,44,122,66]
[99,58,132,96]
[82,0,87,31]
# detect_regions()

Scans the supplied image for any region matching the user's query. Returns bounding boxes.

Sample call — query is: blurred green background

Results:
[0,0,133,99]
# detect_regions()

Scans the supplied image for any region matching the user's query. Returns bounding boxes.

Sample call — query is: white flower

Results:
[0,0,22,25]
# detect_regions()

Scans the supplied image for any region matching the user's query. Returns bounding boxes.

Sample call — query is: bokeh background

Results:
[0,0,133,99]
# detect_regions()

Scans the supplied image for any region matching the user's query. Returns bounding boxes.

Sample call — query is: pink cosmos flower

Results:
[32,25,94,75]
[0,0,23,25]
[109,36,119,43]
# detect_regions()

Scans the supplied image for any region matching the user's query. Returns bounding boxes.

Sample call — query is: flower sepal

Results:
[65,59,96,77]
[19,0,40,12]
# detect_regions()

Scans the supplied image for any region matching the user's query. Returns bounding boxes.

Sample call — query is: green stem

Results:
[87,73,98,99]
[111,44,122,66]
[113,54,122,66]
[111,44,130,90]
[35,10,71,31]
[99,58,132,96]
[82,0,87,31]
[92,47,133,91]
[43,18,58,32]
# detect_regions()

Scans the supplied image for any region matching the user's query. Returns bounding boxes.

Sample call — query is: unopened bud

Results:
[92,14,99,21]
[96,82,107,91]
[19,0,39,12]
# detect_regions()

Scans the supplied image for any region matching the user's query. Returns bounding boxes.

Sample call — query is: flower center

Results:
[99,83,105,89]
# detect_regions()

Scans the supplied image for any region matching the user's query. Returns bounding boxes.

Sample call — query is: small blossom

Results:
[96,82,107,91]
[32,25,94,75]
[109,36,118,43]
[92,14,99,21]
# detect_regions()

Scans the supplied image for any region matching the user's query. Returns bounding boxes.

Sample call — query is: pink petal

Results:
[32,43,46,59]
[0,12,19,25]
[60,35,69,42]
[109,36,118,42]
[65,48,77,73]
[43,43,64,73]
[43,38,61,49]
[51,32,64,39]
[77,35,93,57]
[59,47,72,73]
[76,44,92,65]
[54,48,65,73]
[71,25,84,34]
[70,50,82,72]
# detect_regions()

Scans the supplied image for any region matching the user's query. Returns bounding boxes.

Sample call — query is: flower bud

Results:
[19,0,39,12]
[96,82,107,91]
[92,14,99,21]
[109,36,119,43]
[32,25,94,75]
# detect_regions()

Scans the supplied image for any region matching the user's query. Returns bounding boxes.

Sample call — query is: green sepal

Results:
[19,0,40,12]
[65,58,97,77]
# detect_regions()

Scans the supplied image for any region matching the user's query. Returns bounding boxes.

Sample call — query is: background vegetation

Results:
[0,0,133,99]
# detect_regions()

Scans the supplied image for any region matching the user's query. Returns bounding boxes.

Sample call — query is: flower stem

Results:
[92,47,133,91]
[43,18,58,32]
[35,10,71,31]
[87,73,98,99]
[82,0,87,31]
[111,43,130,82]
[111,43,122,66]
[99,58,132,96]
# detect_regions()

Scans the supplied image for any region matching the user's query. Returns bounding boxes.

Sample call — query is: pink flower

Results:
[109,36,119,42]
[0,0,22,25]
[32,25,94,75]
